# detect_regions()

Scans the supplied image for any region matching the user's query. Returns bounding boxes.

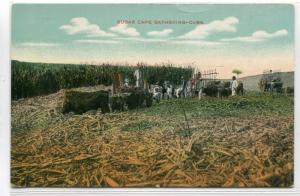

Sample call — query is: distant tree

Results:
[232,69,242,78]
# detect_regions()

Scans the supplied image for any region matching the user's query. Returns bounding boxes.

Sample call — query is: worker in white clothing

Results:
[134,69,141,87]
[231,76,238,96]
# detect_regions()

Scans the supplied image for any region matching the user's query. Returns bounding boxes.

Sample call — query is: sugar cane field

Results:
[11,61,294,188]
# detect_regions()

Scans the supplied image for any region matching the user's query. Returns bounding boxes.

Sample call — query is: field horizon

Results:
[12,59,294,80]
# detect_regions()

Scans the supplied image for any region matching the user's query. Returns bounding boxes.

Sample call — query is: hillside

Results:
[238,71,294,91]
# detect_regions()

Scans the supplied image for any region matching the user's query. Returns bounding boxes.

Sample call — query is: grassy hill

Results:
[238,71,294,91]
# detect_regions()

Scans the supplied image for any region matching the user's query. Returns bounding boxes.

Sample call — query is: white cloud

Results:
[115,37,166,42]
[180,16,239,39]
[74,39,120,44]
[168,40,222,46]
[109,24,140,37]
[60,17,116,37]
[147,29,173,37]
[252,29,288,39]
[19,42,61,47]
[220,29,288,42]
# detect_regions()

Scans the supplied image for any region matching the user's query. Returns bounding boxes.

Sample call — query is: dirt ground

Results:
[11,85,294,188]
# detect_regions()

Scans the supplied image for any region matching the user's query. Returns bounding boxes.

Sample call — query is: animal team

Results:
[134,70,244,103]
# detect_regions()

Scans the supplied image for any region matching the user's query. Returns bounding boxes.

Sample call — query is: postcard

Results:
[11,4,294,188]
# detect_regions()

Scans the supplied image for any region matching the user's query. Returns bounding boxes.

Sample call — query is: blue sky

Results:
[11,4,294,78]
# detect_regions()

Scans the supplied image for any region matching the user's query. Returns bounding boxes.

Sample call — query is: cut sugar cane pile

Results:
[11,86,294,187]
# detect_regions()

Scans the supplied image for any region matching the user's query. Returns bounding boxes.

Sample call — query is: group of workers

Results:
[133,69,240,100]
[195,72,239,99]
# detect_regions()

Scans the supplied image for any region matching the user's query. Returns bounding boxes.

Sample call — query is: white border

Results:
[1,0,299,196]
[0,1,11,196]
